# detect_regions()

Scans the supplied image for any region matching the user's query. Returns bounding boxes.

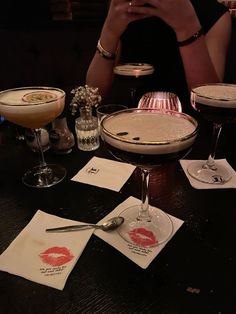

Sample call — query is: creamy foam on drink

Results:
[114,63,154,77]
[0,88,62,105]
[0,87,65,129]
[102,111,197,155]
[193,84,236,108]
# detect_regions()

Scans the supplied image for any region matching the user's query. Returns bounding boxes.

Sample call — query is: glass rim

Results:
[114,63,155,76]
[101,108,198,146]
[0,86,65,106]
[191,83,236,102]
[141,91,180,100]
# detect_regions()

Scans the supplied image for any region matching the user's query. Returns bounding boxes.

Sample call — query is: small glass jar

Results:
[75,106,100,151]
[49,117,75,154]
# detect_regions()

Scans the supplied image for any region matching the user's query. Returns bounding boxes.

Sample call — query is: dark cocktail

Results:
[114,63,154,105]
[188,83,236,184]
[101,108,198,247]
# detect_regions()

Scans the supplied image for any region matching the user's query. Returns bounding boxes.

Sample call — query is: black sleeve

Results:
[191,0,229,34]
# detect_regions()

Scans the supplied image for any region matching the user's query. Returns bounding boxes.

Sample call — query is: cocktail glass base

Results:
[187,160,232,184]
[118,205,173,248]
[22,164,66,188]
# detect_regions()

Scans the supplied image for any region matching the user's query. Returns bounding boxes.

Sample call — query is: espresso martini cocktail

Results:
[101,109,198,247]
[114,63,154,105]
[0,86,66,188]
[102,110,197,167]
[191,83,236,124]
[188,83,236,184]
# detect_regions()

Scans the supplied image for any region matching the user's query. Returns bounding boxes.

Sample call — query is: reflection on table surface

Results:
[0,117,235,314]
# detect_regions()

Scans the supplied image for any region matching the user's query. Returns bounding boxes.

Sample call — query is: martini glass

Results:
[114,63,154,106]
[101,108,198,247]
[187,83,236,184]
[0,86,66,188]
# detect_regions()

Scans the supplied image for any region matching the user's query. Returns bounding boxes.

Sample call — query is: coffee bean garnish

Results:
[116,132,128,136]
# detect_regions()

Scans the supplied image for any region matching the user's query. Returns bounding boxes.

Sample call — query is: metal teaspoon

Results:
[45,216,124,233]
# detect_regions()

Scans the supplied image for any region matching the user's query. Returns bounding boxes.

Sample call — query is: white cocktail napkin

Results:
[71,156,136,192]
[180,159,236,189]
[94,196,184,269]
[0,210,94,290]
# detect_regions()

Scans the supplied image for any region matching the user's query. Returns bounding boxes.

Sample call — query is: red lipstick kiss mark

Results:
[128,228,158,247]
[39,246,74,266]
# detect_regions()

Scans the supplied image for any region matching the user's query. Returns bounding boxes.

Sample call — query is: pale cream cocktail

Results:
[0,86,66,188]
[0,87,65,129]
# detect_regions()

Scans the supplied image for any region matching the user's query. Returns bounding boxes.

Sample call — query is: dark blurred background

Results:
[0,1,109,23]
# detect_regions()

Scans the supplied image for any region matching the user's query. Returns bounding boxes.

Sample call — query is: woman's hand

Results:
[104,0,149,39]
[87,1,148,100]
[127,0,201,41]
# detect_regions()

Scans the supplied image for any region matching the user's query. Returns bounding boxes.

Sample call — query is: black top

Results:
[119,0,228,110]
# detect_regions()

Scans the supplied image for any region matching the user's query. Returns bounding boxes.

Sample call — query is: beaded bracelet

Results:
[96,39,117,60]
[178,28,203,47]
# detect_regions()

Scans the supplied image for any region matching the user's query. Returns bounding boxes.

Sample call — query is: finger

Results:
[131,0,155,6]
[127,5,155,15]
[115,2,134,13]
[130,0,147,5]
[128,13,152,22]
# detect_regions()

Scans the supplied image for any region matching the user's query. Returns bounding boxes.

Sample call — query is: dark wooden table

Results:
[0,116,235,314]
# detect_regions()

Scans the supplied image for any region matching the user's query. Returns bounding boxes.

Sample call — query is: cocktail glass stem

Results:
[34,129,47,168]
[187,121,231,183]
[22,125,66,187]
[15,126,25,141]
[33,128,53,186]
[130,87,137,106]
[137,167,151,222]
[203,122,222,170]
